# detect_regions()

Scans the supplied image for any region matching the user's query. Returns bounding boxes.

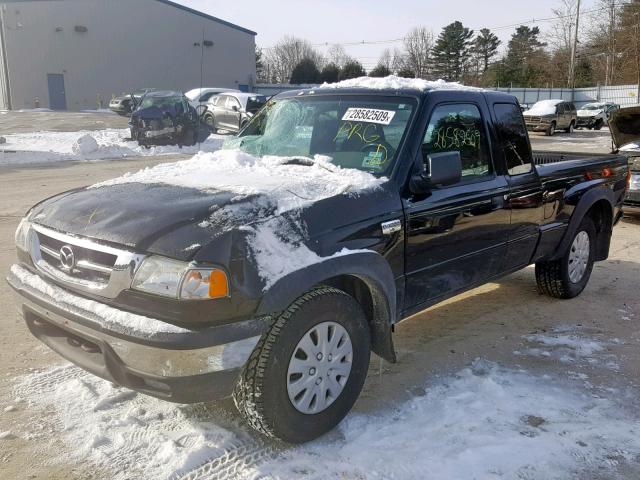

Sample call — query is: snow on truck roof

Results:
[317,75,484,92]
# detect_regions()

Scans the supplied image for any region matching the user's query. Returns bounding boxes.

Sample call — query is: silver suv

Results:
[523,100,577,136]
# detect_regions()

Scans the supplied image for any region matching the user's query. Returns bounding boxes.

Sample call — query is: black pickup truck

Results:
[8,84,629,443]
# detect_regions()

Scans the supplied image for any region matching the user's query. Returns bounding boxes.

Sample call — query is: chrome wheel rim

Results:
[286,321,353,415]
[568,231,590,283]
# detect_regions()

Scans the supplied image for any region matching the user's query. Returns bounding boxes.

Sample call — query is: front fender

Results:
[255,251,398,362]
[256,251,396,320]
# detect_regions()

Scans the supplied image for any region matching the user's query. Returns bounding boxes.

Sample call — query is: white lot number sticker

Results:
[342,108,396,125]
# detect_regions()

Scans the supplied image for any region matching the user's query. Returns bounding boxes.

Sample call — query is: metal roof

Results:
[2,0,257,36]
[154,0,256,36]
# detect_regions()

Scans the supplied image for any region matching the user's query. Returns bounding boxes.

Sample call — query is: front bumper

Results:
[576,117,598,127]
[7,265,266,403]
[526,122,551,132]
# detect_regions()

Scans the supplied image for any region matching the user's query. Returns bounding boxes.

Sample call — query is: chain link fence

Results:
[480,85,639,108]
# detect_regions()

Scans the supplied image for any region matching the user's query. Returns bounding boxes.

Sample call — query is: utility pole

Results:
[606,0,616,86]
[569,0,582,90]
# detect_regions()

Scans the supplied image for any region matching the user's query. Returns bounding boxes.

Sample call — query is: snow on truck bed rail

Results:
[317,74,484,92]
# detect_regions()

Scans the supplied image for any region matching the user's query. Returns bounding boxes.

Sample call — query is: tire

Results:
[234,286,371,444]
[204,114,217,133]
[545,122,556,136]
[535,216,596,299]
[594,119,604,131]
[565,121,575,134]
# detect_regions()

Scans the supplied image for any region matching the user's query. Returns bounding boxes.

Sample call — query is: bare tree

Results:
[403,27,434,79]
[584,0,621,85]
[548,0,580,86]
[391,47,408,74]
[327,45,352,69]
[378,48,393,71]
[265,36,325,83]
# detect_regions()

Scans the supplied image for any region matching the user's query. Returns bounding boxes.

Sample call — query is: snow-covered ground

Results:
[0,129,225,166]
[10,324,640,480]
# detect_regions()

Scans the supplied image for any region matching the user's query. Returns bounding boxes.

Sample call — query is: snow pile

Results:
[15,359,640,479]
[0,129,225,166]
[515,325,618,368]
[9,264,189,336]
[71,134,99,155]
[524,100,563,116]
[318,74,482,92]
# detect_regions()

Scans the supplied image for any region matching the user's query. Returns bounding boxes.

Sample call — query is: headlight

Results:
[15,218,31,251]
[132,256,229,300]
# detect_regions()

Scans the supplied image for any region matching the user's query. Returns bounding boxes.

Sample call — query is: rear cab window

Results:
[493,103,533,176]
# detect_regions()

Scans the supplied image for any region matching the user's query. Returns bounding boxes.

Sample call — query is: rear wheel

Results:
[545,122,556,136]
[233,286,371,443]
[535,216,596,299]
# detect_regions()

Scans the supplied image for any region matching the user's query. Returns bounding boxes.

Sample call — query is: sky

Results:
[180,0,600,70]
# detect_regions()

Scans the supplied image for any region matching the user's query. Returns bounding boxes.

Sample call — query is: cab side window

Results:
[422,103,492,183]
[493,103,533,175]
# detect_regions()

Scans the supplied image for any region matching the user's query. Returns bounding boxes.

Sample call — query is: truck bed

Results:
[533,151,628,179]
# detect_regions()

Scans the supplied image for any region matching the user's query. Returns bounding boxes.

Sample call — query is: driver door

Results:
[404,100,511,310]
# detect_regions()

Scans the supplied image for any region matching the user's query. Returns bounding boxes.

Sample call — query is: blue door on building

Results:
[47,74,67,110]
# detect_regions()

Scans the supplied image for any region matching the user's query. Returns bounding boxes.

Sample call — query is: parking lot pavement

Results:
[0,110,129,134]
[0,120,638,478]
[530,128,614,153]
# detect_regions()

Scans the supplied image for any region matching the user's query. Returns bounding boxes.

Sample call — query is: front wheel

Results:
[594,119,604,131]
[535,216,596,299]
[234,286,371,443]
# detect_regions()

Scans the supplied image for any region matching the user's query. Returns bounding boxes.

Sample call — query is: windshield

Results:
[222,95,416,175]
[582,103,604,111]
[138,95,184,110]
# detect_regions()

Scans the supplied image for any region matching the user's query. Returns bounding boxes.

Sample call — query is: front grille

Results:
[524,116,541,123]
[29,224,146,299]
[36,230,116,285]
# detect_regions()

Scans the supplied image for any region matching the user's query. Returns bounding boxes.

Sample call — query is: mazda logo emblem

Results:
[59,245,76,272]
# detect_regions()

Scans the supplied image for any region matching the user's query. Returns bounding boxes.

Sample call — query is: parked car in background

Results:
[576,102,620,130]
[523,100,577,136]
[185,87,240,109]
[109,88,157,116]
[610,106,640,214]
[129,90,211,147]
[203,92,268,133]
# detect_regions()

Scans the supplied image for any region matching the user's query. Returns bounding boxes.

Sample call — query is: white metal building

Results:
[0,0,256,110]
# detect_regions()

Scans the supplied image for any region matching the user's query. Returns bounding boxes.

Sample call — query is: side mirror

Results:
[231,105,239,112]
[410,151,462,194]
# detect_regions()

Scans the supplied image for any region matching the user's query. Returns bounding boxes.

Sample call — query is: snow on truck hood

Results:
[91,149,385,214]
[89,150,385,288]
